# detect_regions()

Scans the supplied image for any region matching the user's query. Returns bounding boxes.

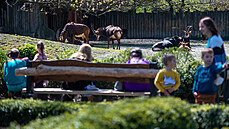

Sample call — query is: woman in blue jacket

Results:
[199,17,227,103]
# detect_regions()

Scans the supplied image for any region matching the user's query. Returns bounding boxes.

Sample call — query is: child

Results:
[69,43,93,61]
[3,48,28,97]
[193,48,228,104]
[33,41,47,61]
[62,44,97,101]
[154,54,180,96]
[33,41,48,87]
[65,44,97,91]
[123,48,150,92]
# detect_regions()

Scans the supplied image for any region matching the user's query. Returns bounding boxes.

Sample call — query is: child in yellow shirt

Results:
[154,54,180,96]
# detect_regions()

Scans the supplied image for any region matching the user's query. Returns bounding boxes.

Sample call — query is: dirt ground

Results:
[90,39,229,61]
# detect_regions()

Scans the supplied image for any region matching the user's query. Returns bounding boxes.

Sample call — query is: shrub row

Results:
[191,104,229,129]
[0,99,92,127]
[1,97,229,128]
[21,97,196,129]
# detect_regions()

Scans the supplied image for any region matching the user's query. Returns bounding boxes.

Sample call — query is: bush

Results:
[0,49,9,97]
[17,44,37,60]
[22,97,196,129]
[0,99,89,127]
[191,104,229,129]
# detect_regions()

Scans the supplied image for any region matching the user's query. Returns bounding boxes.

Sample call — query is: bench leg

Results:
[150,78,157,97]
[23,76,37,98]
[26,76,33,94]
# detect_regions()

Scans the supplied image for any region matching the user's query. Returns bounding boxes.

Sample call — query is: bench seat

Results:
[22,88,150,96]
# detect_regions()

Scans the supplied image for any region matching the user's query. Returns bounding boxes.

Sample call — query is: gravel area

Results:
[91,39,229,61]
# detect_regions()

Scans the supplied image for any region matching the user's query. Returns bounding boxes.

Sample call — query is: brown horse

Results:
[59,22,90,44]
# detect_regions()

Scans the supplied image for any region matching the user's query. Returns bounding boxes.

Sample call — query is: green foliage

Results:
[0,99,90,127]
[135,0,229,13]
[151,47,202,101]
[17,44,37,60]
[97,49,131,64]
[151,47,195,69]
[191,104,229,129]
[22,97,196,129]
[0,49,9,97]
[22,0,229,17]
[176,60,202,102]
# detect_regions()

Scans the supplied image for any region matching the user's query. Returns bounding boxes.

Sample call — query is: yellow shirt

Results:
[154,68,180,92]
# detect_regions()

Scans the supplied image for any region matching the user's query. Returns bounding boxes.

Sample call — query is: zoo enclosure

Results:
[3,3,229,40]
[90,11,229,39]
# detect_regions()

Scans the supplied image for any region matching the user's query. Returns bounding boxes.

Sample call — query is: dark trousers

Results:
[216,70,227,103]
[158,90,175,97]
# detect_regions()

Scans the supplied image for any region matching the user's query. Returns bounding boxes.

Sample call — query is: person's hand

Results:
[168,88,174,93]
[193,92,198,98]
[163,90,169,96]
[214,75,220,84]
[90,56,94,61]
[222,63,228,69]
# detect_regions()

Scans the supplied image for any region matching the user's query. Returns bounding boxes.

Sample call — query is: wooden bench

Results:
[16,59,159,98]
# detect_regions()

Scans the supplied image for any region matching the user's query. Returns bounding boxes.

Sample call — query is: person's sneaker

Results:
[85,84,99,91]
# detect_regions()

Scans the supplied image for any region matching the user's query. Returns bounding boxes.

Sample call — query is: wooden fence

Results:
[0,6,7,32]
[4,4,229,40]
[90,11,229,39]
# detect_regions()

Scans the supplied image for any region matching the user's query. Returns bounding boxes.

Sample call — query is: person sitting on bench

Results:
[121,48,150,92]
[62,44,97,90]
[3,48,28,97]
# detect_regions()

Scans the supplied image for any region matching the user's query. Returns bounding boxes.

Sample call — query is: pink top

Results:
[33,52,47,61]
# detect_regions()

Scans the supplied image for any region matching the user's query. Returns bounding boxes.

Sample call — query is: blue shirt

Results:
[3,59,27,91]
[193,64,224,95]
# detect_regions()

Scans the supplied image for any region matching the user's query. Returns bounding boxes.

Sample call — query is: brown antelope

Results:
[94,25,123,50]
[179,42,194,51]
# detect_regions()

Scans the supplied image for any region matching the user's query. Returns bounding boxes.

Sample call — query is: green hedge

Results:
[0,99,91,127]
[3,98,229,129]
[0,49,9,97]
[21,97,196,129]
[191,104,229,129]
